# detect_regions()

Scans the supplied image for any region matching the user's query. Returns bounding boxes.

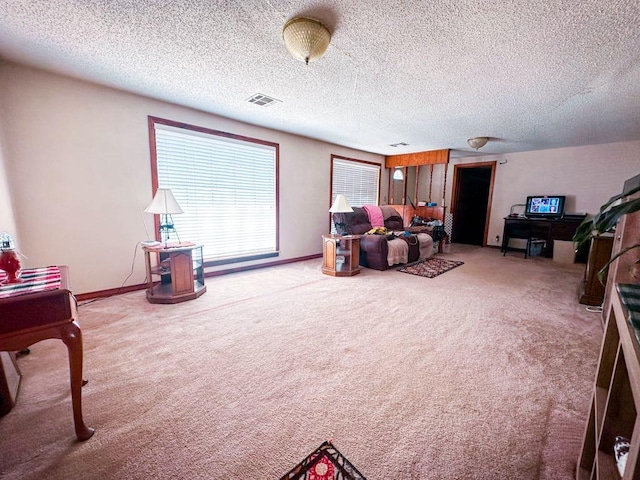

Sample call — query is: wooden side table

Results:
[322,234,361,277]
[0,266,94,440]
[143,244,206,304]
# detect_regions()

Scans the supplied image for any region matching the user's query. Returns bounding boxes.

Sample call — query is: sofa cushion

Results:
[384,215,404,231]
[333,207,372,235]
[377,206,404,230]
[380,206,400,220]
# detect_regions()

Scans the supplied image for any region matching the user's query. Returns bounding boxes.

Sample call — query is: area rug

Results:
[280,441,367,480]
[397,257,464,278]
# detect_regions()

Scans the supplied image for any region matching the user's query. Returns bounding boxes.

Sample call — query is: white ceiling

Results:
[0,1,639,158]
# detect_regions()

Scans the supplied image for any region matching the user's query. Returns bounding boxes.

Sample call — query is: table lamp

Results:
[329,194,353,234]
[144,188,184,246]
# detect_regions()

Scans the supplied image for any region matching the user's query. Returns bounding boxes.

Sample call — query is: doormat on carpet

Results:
[280,441,367,480]
[397,257,464,278]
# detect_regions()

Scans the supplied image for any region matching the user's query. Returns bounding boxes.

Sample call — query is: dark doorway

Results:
[451,162,496,246]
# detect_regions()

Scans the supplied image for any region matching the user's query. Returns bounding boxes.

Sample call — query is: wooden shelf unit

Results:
[143,244,206,304]
[577,178,640,479]
[577,286,640,479]
[322,234,361,277]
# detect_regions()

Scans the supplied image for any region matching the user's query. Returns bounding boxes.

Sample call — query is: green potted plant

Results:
[573,183,640,282]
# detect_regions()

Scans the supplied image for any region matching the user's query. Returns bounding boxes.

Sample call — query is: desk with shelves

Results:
[142,244,206,304]
[501,216,585,258]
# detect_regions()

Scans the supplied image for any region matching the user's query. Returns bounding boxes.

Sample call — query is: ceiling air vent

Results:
[246,93,281,107]
[389,142,409,147]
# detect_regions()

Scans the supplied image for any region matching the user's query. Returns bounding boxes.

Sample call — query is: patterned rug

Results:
[280,441,367,480]
[397,257,464,278]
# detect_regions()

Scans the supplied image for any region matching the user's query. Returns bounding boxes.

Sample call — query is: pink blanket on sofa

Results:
[363,205,385,227]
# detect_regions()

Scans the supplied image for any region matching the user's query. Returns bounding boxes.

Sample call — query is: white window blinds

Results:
[153,122,278,263]
[331,157,380,207]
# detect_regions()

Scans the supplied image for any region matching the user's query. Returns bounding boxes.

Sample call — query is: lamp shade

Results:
[329,194,353,213]
[467,137,489,150]
[393,168,404,181]
[144,188,184,215]
[283,17,331,64]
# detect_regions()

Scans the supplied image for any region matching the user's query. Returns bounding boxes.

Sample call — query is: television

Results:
[525,195,566,219]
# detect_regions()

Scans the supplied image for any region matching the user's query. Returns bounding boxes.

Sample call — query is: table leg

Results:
[61,321,94,441]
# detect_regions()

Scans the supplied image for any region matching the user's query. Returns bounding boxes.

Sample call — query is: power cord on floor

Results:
[78,241,145,307]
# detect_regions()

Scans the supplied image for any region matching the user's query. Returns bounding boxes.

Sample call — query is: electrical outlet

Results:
[495,235,500,243]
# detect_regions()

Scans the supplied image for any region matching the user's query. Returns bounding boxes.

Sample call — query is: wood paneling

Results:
[385,149,450,167]
[387,205,445,227]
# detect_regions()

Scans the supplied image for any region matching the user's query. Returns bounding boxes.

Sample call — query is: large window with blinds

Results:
[331,155,381,208]
[149,117,279,265]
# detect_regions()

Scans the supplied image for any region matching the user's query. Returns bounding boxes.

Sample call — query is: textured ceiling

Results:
[0,0,639,158]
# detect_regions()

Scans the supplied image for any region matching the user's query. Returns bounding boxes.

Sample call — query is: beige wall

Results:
[450,142,640,247]
[1,61,638,293]
[0,108,19,247]
[0,62,384,293]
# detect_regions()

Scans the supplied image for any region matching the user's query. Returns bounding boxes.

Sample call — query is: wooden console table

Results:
[0,266,94,441]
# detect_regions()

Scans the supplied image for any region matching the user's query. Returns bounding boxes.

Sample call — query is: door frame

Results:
[450,161,497,246]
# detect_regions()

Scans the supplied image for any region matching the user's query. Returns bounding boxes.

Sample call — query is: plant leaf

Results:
[593,197,640,234]
[573,216,596,247]
[597,243,640,285]
[595,183,640,219]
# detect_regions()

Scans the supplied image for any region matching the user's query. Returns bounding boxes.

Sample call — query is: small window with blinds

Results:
[149,117,279,265]
[331,154,380,213]
[330,155,380,233]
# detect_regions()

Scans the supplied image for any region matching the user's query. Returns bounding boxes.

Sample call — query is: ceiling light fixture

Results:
[467,137,489,150]
[282,17,331,65]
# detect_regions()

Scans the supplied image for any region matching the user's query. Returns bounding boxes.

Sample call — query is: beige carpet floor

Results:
[0,245,602,479]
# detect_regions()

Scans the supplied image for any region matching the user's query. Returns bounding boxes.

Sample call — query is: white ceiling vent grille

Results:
[246,93,281,107]
[389,142,409,147]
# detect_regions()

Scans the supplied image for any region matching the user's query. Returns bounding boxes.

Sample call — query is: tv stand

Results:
[501,216,586,259]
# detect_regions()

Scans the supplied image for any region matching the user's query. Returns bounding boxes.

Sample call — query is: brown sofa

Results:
[332,206,430,270]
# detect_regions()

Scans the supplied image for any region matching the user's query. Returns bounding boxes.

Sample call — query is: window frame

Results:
[148,116,280,267]
[329,154,381,231]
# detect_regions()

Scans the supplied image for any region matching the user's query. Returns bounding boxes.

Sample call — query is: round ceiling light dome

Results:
[282,17,331,65]
[467,137,489,150]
